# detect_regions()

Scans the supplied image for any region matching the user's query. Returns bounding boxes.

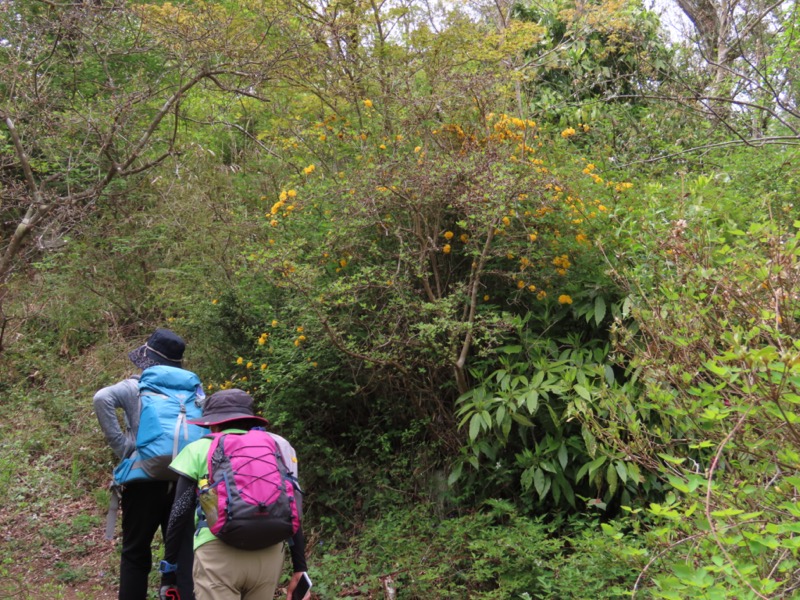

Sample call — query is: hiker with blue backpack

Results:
[94,328,205,600]
[158,388,311,600]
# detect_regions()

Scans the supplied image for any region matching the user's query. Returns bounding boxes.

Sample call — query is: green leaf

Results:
[614,460,628,484]
[657,453,686,465]
[447,463,463,486]
[604,364,615,385]
[626,462,642,484]
[498,345,522,354]
[531,370,545,387]
[469,414,483,441]
[587,455,607,477]
[622,296,633,318]
[582,426,598,458]
[574,384,591,401]
[534,467,546,497]
[524,390,539,414]
[501,416,512,440]
[496,404,506,426]
[710,508,745,518]
[667,474,689,493]
[594,296,606,326]
[558,443,568,469]
[606,463,619,495]
[558,474,575,507]
[511,412,535,427]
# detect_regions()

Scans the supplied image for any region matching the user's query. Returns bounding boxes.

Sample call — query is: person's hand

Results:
[159,585,180,600]
[286,571,311,600]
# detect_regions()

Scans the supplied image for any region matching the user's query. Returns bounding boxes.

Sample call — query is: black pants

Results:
[119,480,195,600]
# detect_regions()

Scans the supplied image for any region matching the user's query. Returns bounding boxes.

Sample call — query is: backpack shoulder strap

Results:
[205,432,226,478]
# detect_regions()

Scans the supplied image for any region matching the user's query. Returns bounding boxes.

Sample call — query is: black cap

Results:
[128,328,185,370]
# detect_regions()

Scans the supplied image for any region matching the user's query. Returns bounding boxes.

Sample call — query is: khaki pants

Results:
[193,539,284,600]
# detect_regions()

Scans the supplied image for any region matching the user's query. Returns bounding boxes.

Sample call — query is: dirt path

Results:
[2,496,118,599]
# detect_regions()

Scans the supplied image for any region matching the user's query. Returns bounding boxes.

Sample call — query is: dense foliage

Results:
[2,0,799,597]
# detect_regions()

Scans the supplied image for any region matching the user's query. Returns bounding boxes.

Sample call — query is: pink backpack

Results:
[202,429,300,550]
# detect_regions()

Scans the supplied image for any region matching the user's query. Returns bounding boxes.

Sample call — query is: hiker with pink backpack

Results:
[158,388,311,600]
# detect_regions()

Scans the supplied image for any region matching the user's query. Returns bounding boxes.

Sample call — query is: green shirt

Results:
[169,434,219,549]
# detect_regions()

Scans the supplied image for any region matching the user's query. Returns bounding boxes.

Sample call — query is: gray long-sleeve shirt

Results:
[93,376,140,459]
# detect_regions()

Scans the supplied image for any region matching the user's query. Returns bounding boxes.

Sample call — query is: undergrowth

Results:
[311,499,645,599]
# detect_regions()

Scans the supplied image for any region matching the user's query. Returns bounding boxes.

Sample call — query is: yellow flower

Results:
[558,294,573,305]
[517,280,525,289]
[502,217,511,226]
[303,164,316,175]
[528,284,537,292]
[270,219,279,227]
[294,339,301,347]
[261,364,267,370]
[363,99,373,108]
[483,294,490,301]
[298,335,306,342]
[271,319,278,327]
[414,146,422,153]
[319,134,327,141]
[537,291,547,300]
[443,244,451,254]
[312,362,318,367]
[212,299,218,305]
[339,259,348,268]
[236,357,244,365]
[297,326,304,333]
[207,384,214,391]
[246,361,253,369]
[460,234,469,243]
[287,189,297,198]
[379,144,386,150]
[561,127,576,138]
[444,231,454,240]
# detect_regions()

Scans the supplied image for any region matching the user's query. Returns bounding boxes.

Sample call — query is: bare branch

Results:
[618,136,800,167]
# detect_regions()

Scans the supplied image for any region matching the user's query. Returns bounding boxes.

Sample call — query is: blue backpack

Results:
[113,366,208,484]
